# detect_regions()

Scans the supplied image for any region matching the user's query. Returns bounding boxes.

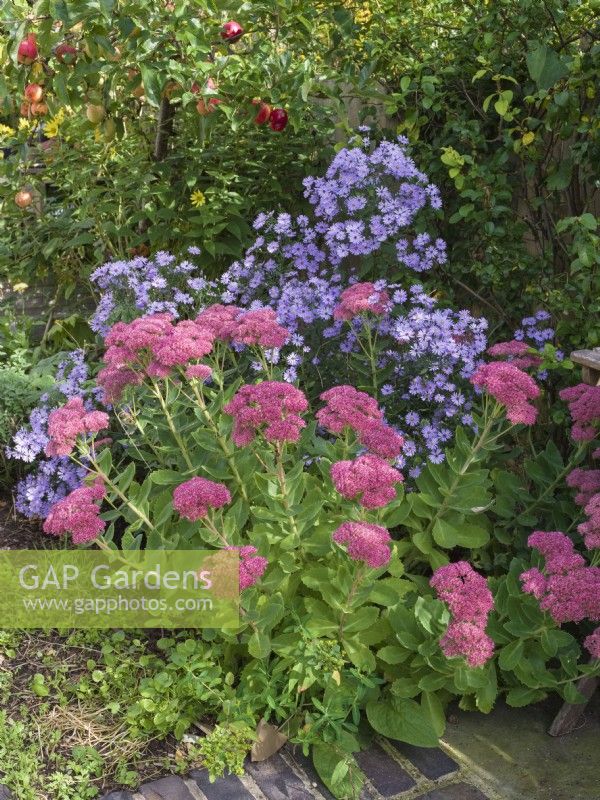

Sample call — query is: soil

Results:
[0,497,47,550]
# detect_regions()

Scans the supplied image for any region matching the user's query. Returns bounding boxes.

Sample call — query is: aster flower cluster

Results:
[42,479,105,544]
[430,561,495,668]
[172,476,232,521]
[90,247,219,336]
[224,381,308,447]
[520,532,600,645]
[489,311,563,379]
[514,310,555,349]
[317,385,404,459]
[471,361,540,425]
[222,136,444,313]
[7,350,100,518]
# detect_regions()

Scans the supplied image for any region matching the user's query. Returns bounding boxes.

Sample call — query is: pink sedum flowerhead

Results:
[196,304,243,342]
[471,361,540,425]
[331,454,403,508]
[317,385,382,435]
[185,364,213,382]
[487,340,531,357]
[578,493,600,550]
[227,545,268,591]
[149,319,214,371]
[231,308,290,348]
[519,568,547,600]
[526,530,585,574]
[332,521,391,568]
[224,381,308,447]
[358,419,404,459]
[566,468,600,507]
[439,621,495,668]
[430,561,494,667]
[521,531,600,624]
[45,397,109,457]
[584,627,600,660]
[43,480,105,544]
[317,385,403,458]
[430,561,494,626]
[559,384,600,441]
[172,476,231,521]
[333,282,391,321]
[98,313,216,401]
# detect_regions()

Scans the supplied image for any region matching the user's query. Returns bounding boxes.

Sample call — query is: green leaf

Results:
[526,42,568,90]
[421,691,446,737]
[506,687,547,707]
[432,518,489,549]
[248,631,271,659]
[312,744,364,799]
[366,698,439,747]
[546,159,573,191]
[498,639,524,671]
[377,645,410,665]
[139,63,164,107]
[150,470,182,486]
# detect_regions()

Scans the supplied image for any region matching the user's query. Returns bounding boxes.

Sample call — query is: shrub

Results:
[34,306,598,798]
[344,0,599,348]
[0,0,366,292]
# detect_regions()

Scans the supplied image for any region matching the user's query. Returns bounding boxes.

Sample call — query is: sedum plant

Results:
[36,302,600,798]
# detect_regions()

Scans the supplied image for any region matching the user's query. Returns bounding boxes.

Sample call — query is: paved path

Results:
[98,740,488,800]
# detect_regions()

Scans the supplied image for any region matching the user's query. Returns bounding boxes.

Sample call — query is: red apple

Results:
[24,83,43,103]
[15,190,33,209]
[220,20,244,42]
[17,34,38,65]
[269,108,288,132]
[254,101,272,125]
[55,42,77,65]
[19,102,30,117]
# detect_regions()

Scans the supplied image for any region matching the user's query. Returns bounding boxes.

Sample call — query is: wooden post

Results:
[570,349,600,386]
[548,346,600,736]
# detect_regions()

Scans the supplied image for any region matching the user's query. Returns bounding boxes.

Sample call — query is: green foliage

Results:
[196,723,255,782]
[51,340,599,799]
[0,710,104,800]
[350,0,599,347]
[0,0,360,289]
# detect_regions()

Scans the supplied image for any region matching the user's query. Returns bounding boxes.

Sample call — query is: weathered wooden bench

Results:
[548,347,600,736]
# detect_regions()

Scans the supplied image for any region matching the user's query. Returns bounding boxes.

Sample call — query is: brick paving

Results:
[101,738,487,800]
[0,738,489,800]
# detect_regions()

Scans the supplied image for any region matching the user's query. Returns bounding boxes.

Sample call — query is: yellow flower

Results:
[12,282,28,293]
[191,190,206,208]
[44,108,65,138]
[18,118,32,132]
[0,123,15,139]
